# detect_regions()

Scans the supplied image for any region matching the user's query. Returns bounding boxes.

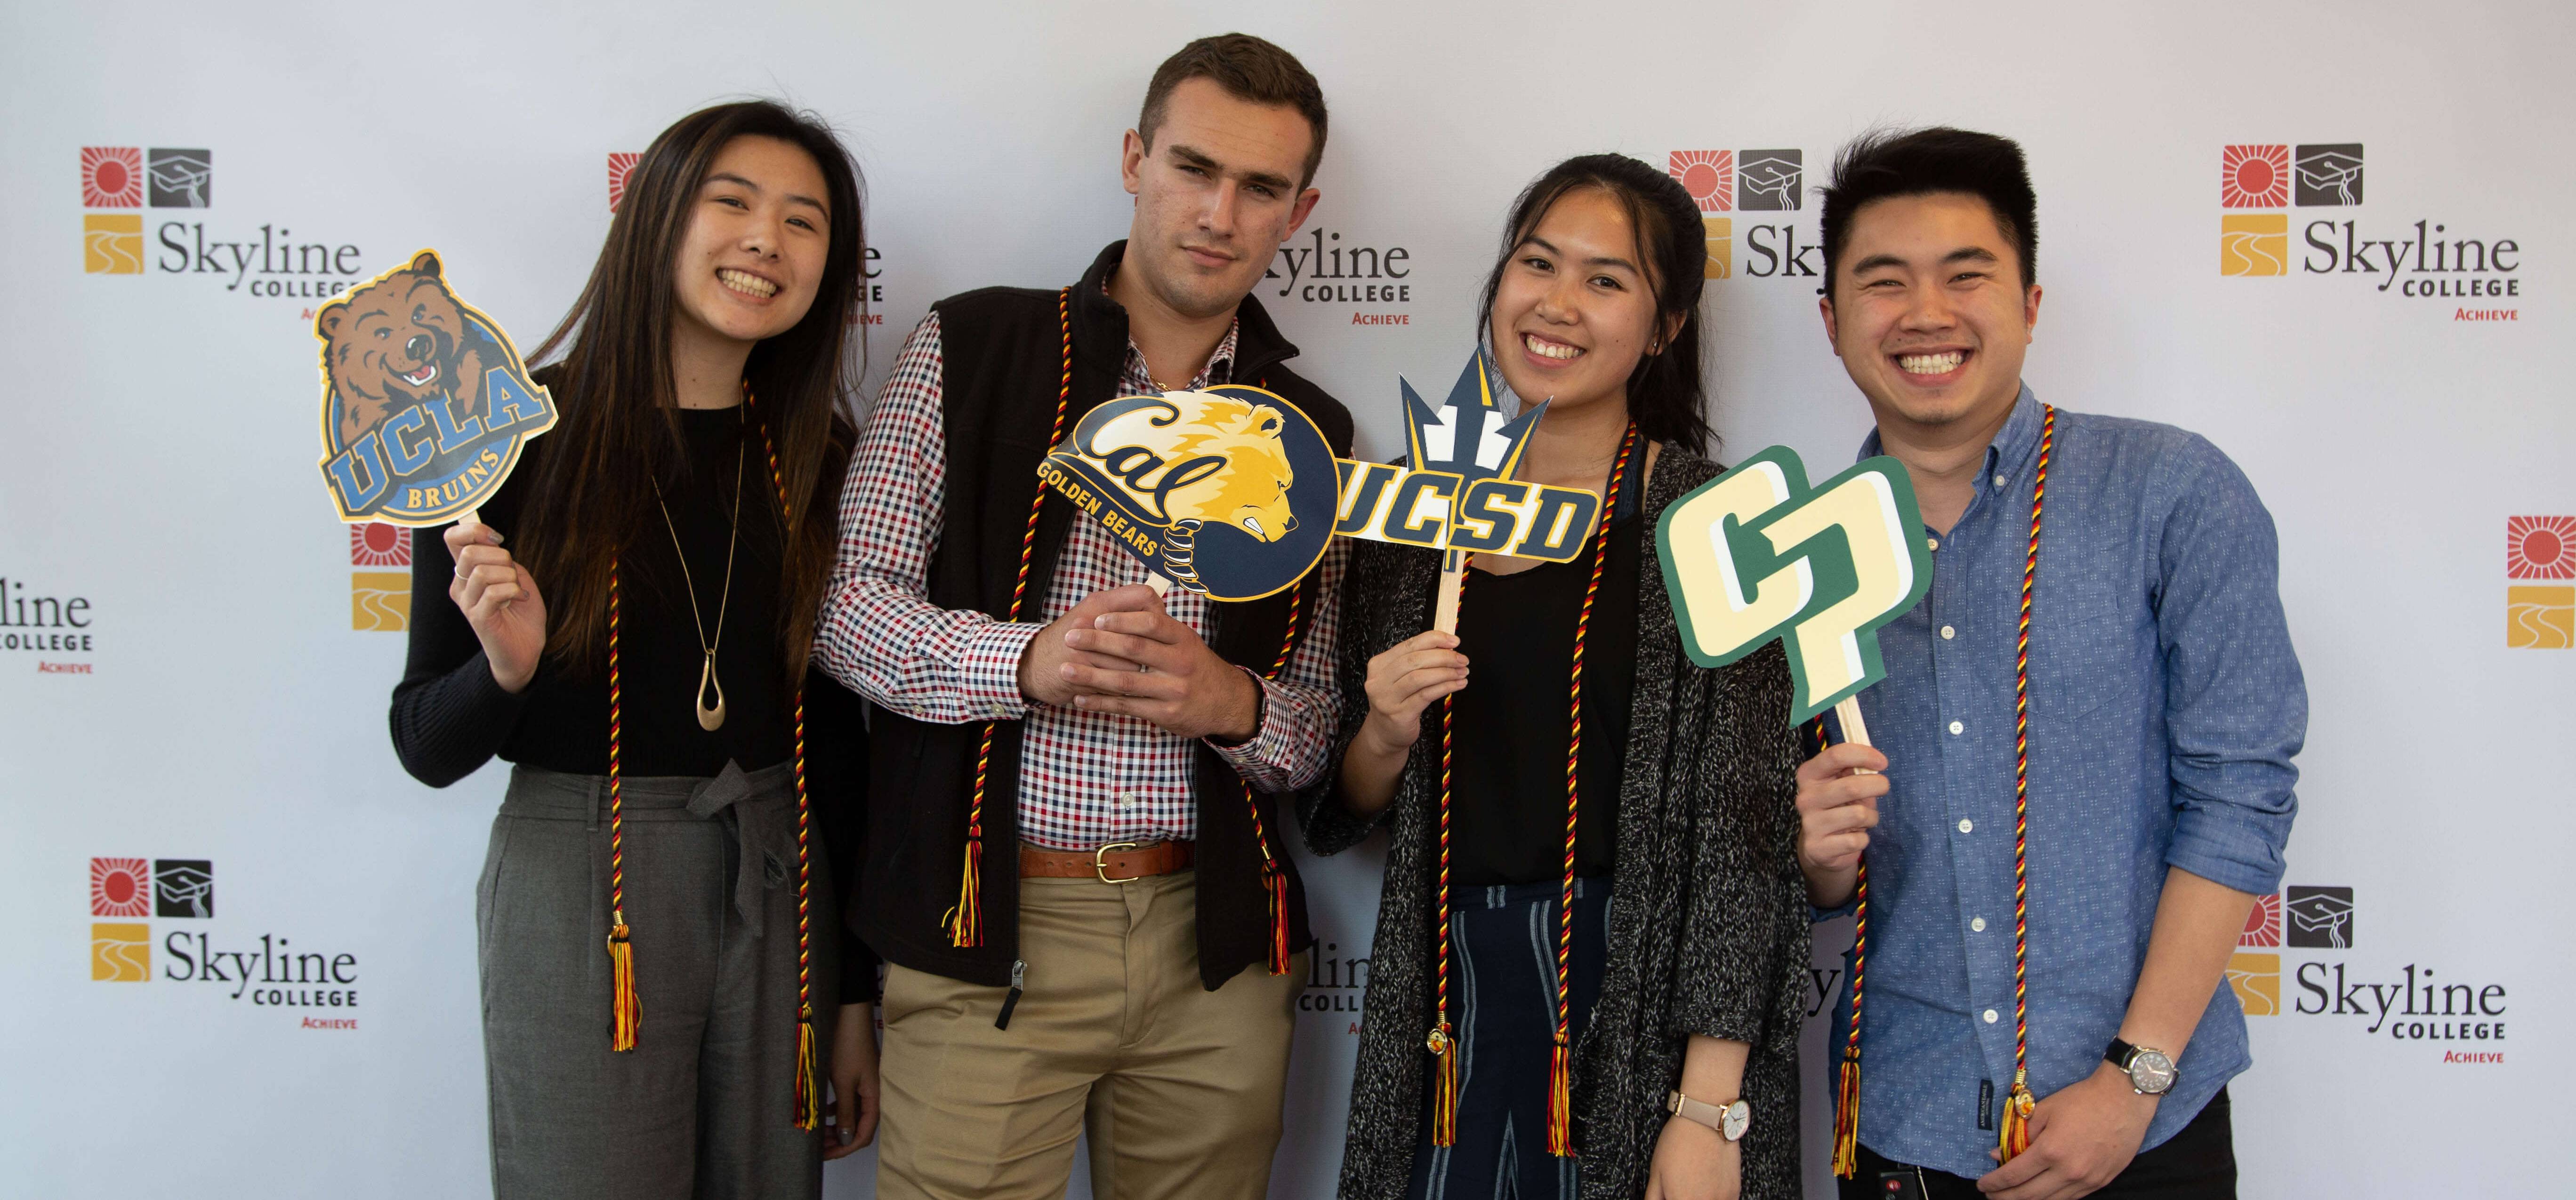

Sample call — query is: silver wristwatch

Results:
[2105,1037,2177,1095]
[1666,1090,1751,1142]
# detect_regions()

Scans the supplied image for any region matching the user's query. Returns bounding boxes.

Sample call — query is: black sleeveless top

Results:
[1446,496,1643,890]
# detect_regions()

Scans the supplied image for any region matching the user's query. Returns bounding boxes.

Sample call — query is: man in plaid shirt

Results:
[814,34,1354,1200]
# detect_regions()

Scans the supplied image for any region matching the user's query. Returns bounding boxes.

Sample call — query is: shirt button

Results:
[1116,791,1135,809]
[1948,720,1964,735]
[1927,536,1940,552]
[1957,818,1974,834]
[1940,625,1956,640]
[1993,473,2008,488]
[1984,1008,2000,1024]
[1972,917,1988,932]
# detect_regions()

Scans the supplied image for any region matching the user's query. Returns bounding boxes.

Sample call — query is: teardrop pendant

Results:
[696,650,727,731]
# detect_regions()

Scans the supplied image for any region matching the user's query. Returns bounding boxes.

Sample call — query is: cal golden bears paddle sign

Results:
[314,250,556,526]
[1657,446,1934,721]
[1332,351,1602,561]
[1037,384,1337,602]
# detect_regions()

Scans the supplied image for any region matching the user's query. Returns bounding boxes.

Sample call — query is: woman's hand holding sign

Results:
[1336,631,1471,820]
[446,520,547,694]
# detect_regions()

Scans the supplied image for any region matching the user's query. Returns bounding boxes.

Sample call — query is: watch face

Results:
[2129,1050,2177,1094]
[1721,1099,1750,1141]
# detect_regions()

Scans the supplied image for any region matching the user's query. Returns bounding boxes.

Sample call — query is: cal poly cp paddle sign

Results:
[1037,384,1338,602]
[314,250,557,526]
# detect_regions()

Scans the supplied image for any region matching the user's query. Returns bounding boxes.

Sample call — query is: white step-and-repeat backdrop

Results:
[4,1,2567,1195]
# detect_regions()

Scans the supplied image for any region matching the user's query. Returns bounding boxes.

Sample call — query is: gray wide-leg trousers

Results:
[477,760,838,1200]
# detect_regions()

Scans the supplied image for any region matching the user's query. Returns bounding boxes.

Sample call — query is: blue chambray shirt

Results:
[1829,386,2304,1177]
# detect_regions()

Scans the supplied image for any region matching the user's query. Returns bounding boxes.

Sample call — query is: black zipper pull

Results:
[994,958,1026,1030]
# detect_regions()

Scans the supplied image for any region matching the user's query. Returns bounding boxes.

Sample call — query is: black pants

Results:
[1838,1088,2234,1200]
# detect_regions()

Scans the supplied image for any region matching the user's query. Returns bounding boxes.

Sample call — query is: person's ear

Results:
[1818,292,1843,356]
[2023,282,2043,336]
[1121,129,1148,199]
[1281,187,1321,241]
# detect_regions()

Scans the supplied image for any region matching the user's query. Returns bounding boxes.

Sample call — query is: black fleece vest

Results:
[859,241,1356,989]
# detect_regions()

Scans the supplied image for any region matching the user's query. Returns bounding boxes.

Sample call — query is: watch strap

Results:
[1665,1090,1747,1142]
[2104,1036,2138,1070]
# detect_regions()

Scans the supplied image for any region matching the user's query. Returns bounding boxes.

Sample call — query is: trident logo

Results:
[1656,447,1934,721]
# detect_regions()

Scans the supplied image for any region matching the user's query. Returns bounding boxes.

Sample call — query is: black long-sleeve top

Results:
[389,402,877,1000]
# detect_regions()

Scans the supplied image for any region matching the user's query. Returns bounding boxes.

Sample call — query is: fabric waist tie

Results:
[505,759,797,933]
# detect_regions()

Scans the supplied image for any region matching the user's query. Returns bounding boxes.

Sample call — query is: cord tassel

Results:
[792,1012,822,1130]
[1430,1029,1460,1147]
[1830,1048,1860,1177]
[607,918,640,1051]
[1546,1034,1576,1157]
[1998,1072,2036,1161]
[945,833,984,947]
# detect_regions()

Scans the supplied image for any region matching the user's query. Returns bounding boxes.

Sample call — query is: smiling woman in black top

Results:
[388,100,876,1199]
[1303,155,1807,1200]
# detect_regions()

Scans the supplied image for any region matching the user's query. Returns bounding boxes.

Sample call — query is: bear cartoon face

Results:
[315,250,488,448]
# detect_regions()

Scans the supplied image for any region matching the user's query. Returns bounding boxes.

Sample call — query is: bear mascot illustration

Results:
[1078,391,1300,542]
[315,250,507,448]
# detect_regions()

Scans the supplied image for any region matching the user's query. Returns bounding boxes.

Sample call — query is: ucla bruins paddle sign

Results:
[313,250,556,526]
[1037,384,1338,602]
[1657,446,1935,722]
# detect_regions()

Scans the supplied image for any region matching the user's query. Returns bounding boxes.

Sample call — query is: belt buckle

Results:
[1094,841,1142,885]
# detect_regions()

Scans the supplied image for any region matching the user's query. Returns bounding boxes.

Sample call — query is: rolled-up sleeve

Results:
[2154,438,2305,896]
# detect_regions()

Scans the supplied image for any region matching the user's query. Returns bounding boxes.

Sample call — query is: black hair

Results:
[1819,127,2037,297]
[1477,153,1713,456]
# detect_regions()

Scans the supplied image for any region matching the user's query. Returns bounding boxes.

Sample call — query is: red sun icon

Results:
[2239,892,2280,946]
[350,522,411,567]
[82,147,143,208]
[1668,150,1733,213]
[2508,515,2576,579]
[608,152,641,214]
[92,857,151,917]
[2222,145,2289,208]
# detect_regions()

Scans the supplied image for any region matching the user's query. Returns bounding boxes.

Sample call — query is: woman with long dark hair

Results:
[390,100,878,1198]
[1302,155,1805,1199]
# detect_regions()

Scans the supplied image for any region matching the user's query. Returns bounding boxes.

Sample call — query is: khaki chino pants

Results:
[875,870,1304,1200]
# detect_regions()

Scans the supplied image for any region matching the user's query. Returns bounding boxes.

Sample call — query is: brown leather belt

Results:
[1020,840,1194,884]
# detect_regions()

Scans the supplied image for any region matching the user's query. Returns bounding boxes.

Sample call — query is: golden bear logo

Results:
[1039,386,1336,602]
[314,248,555,526]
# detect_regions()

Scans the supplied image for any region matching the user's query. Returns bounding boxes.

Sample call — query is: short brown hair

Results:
[1138,33,1328,188]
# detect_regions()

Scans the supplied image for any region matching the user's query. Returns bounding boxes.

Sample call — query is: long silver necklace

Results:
[652,408,745,732]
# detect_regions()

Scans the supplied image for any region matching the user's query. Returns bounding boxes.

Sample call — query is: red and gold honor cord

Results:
[1831,404,2055,1176]
[1430,422,1637,1156]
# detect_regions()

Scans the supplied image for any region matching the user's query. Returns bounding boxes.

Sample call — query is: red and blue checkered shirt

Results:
[814,312,1346,851]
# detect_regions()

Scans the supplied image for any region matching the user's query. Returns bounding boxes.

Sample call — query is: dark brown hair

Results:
[517,99,866,679]
[1477,153,1715,456]
[1820,127,2037,297]
[1138,33,1328,187]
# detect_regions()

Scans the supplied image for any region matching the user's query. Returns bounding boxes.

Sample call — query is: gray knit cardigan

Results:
[1297,451,1808,1200]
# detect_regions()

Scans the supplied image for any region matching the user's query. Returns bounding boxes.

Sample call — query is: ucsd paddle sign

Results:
[1656,446,1934,722]
[1036,384,1338,602]
[314,250,556,526]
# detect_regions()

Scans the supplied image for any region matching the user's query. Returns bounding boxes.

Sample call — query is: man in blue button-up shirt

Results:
[1797,128,2304,1200]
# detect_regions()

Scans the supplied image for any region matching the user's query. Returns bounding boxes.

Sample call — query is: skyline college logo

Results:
[2230,882,2506,1059]
[2505,515,2574,649]
[3,574,96,674]
[2215,141,2524,319]
[79,143,365,302]
[1667,148,1814,282]
[350,523,411,632]
[85,855,363,1025]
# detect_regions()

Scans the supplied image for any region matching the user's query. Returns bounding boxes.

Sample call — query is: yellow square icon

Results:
[1702,216,1731,280]
[2219,214,2287,277]
[2225,952,2279,1016]
[2507,585,2574,648]
[84,214,144,275]
[93,922,150,981]
[353,571,411,631]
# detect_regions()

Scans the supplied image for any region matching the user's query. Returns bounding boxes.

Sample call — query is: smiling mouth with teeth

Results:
[400,362,440,388]
[1896,350,1965,376]
[1524,333,1582,361]
[717,268,779,299]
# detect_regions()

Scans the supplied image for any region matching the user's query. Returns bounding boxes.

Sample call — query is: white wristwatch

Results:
[1666,1090,1750,1142]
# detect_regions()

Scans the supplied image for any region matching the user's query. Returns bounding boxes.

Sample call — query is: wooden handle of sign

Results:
[1832,695,1877,776]
[460,507,482,529]
[1433,565,1464,635]
[1146,573,1171,599]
